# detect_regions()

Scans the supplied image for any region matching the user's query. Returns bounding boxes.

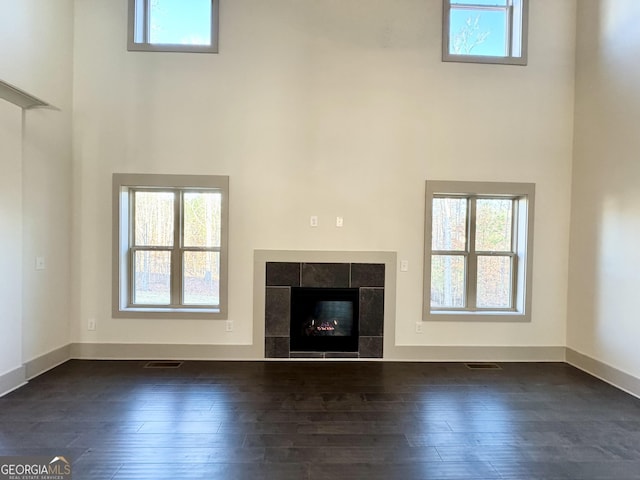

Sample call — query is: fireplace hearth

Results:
[265,262,384,359]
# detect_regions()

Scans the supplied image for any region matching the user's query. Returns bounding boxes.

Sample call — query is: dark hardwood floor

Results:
[1,360,640,479]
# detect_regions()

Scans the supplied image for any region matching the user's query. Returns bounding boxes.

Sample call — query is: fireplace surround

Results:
[265,262,384,358]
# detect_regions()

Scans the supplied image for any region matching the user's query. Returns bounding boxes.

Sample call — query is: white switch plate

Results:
[415,322,423,334]
[310,216,318,227]
[400,260,409,272]
[336,216,344,227]
[226,320,234,332]
[88,318,96,331]
[35,256,46,270]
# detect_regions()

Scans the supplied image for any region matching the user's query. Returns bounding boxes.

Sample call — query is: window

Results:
[442,0,528,65]
[424,181,534,322]
[128,0,219,53]
[113,174,228,319]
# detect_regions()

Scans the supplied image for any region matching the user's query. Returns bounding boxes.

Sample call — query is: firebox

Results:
[290,287,359,352]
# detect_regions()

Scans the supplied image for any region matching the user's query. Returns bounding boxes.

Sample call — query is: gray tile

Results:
[302,263,350,288]
[290,352,325,359]
[265,337,289,358]
[325,352,359,358]
[266,262,301,287]
[359,336,383,358]
[351,263,385,287]
[265,287,290,336]
[359,288,384,336]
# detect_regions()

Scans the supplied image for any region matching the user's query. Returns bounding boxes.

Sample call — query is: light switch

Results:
[35,256,46,270]
[400,260,409,272]
[336,216,344,227]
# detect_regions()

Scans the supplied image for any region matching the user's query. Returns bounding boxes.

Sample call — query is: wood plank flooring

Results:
[1,360,640,479]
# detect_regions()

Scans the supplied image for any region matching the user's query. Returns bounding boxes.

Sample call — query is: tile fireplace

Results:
[265,262,384,359]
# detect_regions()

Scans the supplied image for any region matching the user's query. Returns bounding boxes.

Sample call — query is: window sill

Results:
[442,54,527,66]
[426,311,530,323]
[127,43,218,54]
[113,307,226,320]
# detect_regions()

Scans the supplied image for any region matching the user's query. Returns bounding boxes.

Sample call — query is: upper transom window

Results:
[442,0,528,65]
[128,0,219,53]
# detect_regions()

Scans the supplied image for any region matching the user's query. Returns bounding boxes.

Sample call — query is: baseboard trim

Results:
[10,344,640,400]
[70,342,258,360]
[24,344,72,380]
[566,348,640,399]
[69,342,566,363]
[0,365,26,397]
[387,345,566,362]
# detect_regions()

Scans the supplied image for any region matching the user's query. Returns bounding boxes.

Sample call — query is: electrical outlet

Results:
[225,320,233,332]
[400,260,409,272]
[415,322,423,334]
[88,318,96,331]
[310,216,318,227]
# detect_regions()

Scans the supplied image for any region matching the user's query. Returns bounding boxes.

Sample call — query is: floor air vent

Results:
[144,361,183,369]
[465,362,501,370]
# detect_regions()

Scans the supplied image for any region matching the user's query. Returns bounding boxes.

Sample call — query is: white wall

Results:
[0,0,74,367]
[72,0,576,350]
[0,103,23,378]
[568,0,640,377]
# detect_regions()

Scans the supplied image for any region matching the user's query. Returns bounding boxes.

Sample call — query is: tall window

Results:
[442,0,528,65]
[128,0,219,53]
[113,174,228,319]
[424,181,534,322]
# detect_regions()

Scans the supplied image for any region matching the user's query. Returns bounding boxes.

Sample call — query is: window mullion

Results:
[128,189,135,307]
[171,190,182,307]
[143,0,150,43]
[506,2,514,57]
[510,254,518,309]
[510,198,518,309]
[511,197,518,254]
[128,247,135,308]
[467,197,477,310]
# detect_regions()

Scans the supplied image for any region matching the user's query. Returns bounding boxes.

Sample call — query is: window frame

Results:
[127,0,220,54]
[113,173,229,319]
[424,181,535,322]
[442,0,529,66]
